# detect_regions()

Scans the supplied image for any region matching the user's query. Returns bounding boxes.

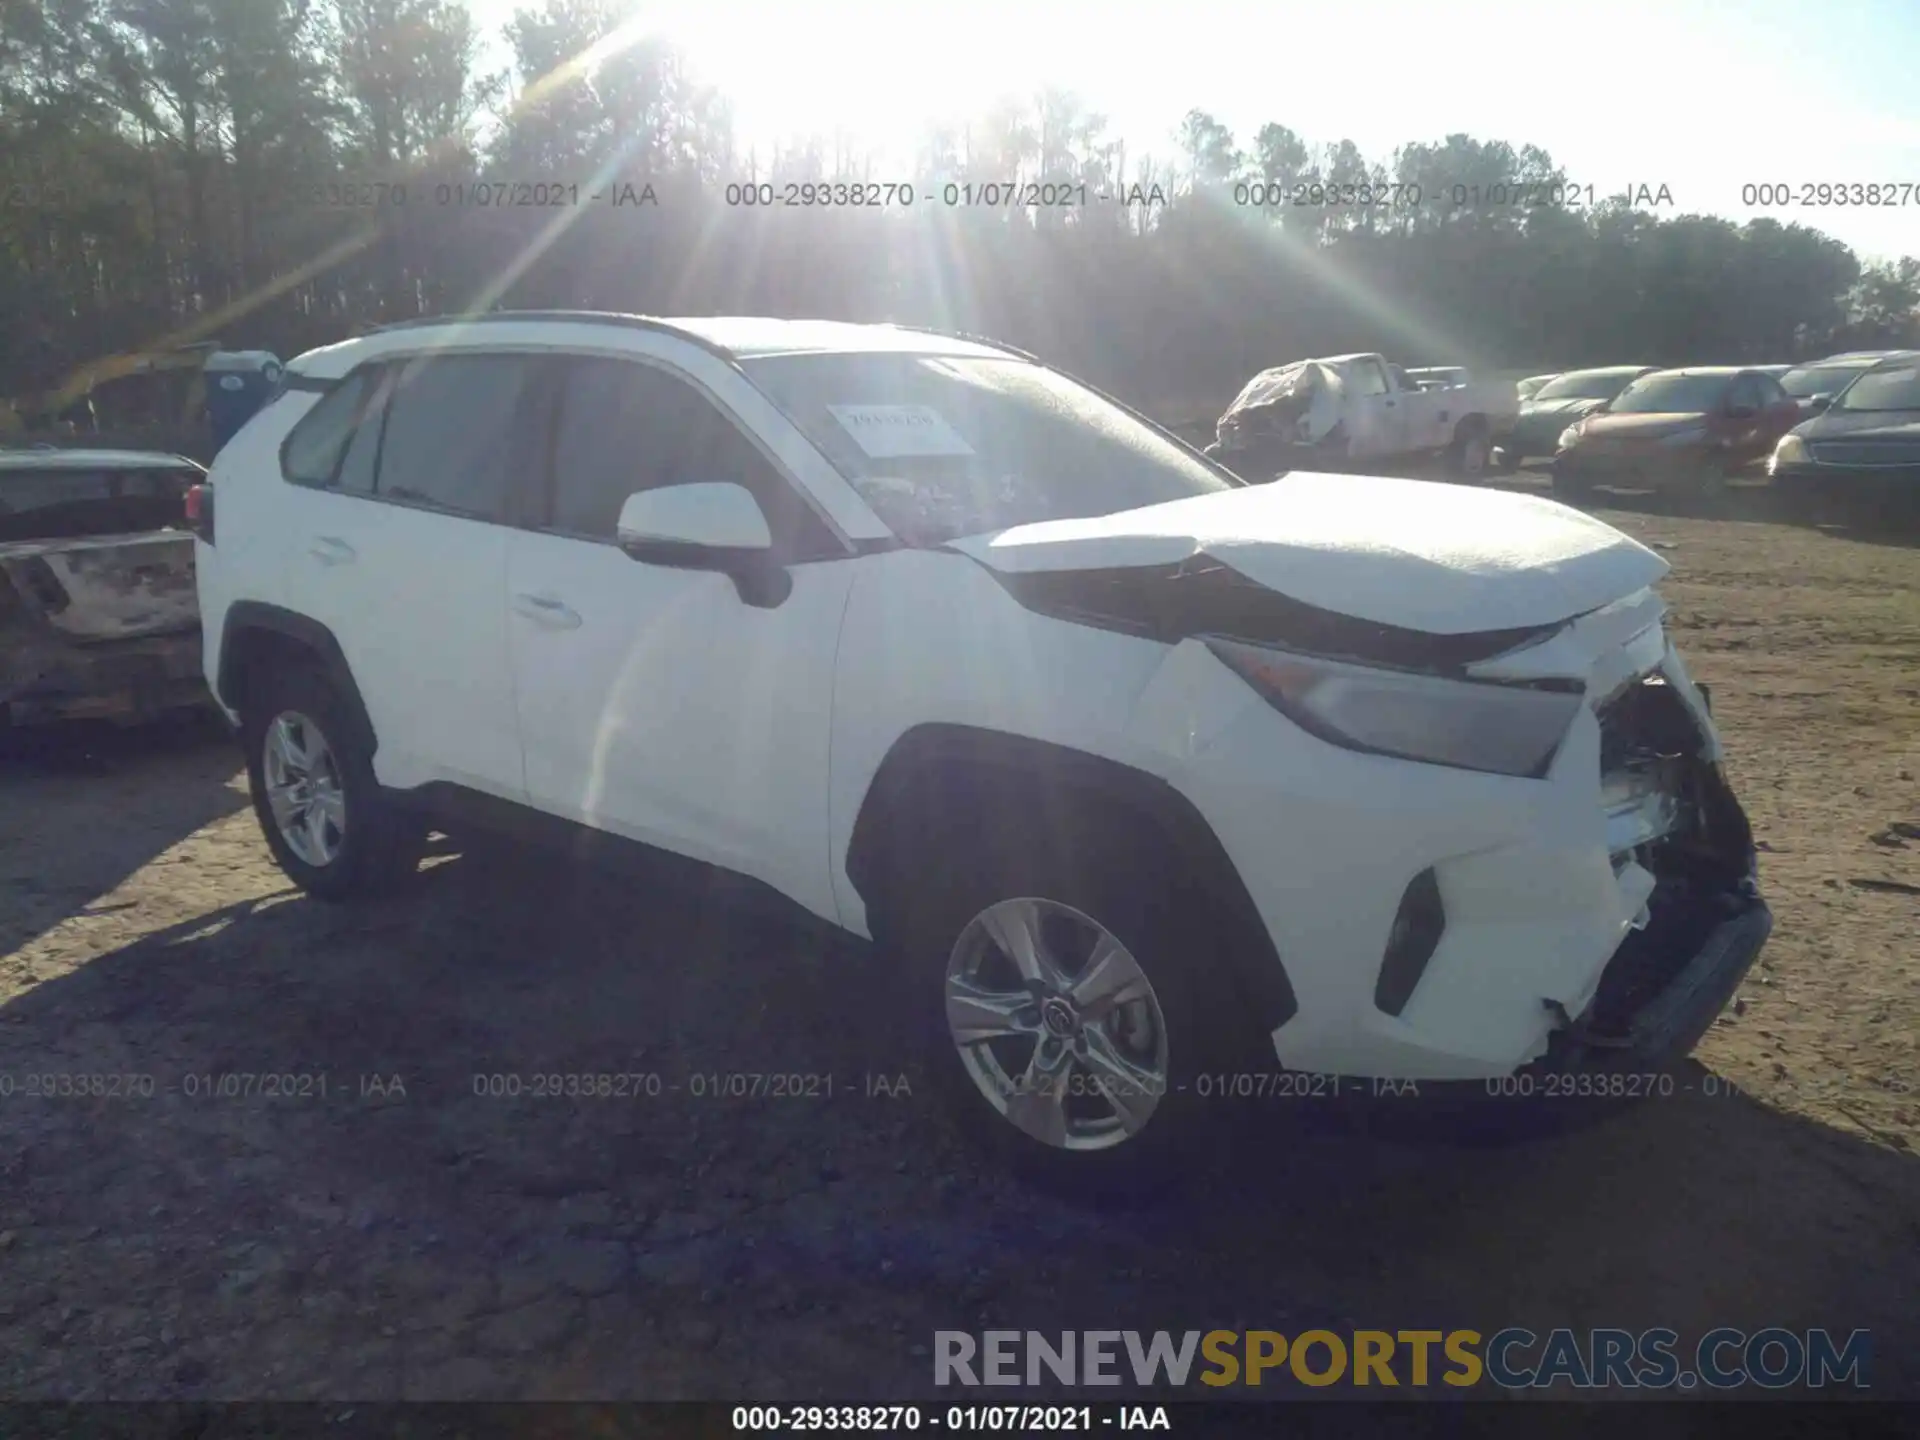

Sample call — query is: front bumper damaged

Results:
[1533,871,1770,1075]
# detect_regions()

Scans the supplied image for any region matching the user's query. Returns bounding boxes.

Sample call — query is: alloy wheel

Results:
[262,710,347,867]
[943,897,1170,1152]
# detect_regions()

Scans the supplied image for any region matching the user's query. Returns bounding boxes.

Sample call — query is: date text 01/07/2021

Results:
[729,1404,1171,1431]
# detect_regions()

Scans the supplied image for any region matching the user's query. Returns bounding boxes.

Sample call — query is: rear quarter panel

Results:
[195,390,314,709]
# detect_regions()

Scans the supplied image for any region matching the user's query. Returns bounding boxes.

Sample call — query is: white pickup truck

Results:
[1204,353,1519,481]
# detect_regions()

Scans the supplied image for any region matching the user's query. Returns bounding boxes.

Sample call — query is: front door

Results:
[504,353,853,922]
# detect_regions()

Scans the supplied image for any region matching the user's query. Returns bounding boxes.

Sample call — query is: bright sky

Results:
[461,0,1920,264]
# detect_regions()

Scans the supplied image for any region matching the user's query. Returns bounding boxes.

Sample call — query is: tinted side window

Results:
[333,366,395,495]
[281,371,374,486]
[1756,375,1789,405]
[377,354,546,521]
[0,467,190,542]
[1727,376,1763,410]
[1351,361,1390,397]
[547,358,828,553]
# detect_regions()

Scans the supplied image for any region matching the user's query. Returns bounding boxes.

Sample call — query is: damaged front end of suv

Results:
[957,472,1771,1089]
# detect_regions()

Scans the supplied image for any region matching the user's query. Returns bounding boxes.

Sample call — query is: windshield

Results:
[1533,369,1644,402]
[1780,364,1868,399]
[0,464,199,543]
[1834,362,1920,412]
[740,353,1236,545]
[1608,373,1731,415]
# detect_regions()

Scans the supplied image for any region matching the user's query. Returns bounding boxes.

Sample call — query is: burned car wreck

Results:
[1,449,208,727]
[1205,360,1348,476]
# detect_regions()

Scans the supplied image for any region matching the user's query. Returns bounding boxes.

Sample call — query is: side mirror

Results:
[1807,394,1832,413]
[615,482,789,607]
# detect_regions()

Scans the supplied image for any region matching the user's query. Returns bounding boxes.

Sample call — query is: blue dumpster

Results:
[204,350,284,454]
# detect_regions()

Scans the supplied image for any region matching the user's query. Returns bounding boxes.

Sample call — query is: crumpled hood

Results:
[948,471,1668,636]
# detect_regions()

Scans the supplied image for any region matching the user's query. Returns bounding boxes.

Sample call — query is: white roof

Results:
[0,448,204,472]
[286,314,1015,379]
[669,317,1010,359]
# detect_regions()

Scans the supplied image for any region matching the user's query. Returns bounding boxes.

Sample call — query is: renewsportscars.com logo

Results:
[934,1328,1872,1391]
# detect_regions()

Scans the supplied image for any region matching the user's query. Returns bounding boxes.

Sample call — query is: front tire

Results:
[889,821,1247,1200]
[1447,419,1492,480]
[1550,459,1594,501]
[1491,445,1521,473]
[242,666,424,902]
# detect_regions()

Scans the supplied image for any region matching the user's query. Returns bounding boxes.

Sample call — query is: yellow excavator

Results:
[0,342,221,438]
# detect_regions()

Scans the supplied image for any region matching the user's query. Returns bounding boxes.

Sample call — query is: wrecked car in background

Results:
[1,447,209,727]
[1204,353,1518,482]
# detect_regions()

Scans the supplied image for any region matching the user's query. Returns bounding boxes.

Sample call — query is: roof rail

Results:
[882,322,1037,363]
[366,310,738,361]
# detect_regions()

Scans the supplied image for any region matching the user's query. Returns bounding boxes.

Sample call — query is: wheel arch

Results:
[845,723,1298,1034]
[216,601,378,755]
[1452,411,1493,441]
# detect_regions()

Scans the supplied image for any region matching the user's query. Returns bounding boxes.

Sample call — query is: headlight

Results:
[1206,638,1584,778]
[1556,424,1585,450]
[1771,433,1809,470]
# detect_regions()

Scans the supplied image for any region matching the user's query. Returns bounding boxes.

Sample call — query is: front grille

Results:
[1808,440,1920,467]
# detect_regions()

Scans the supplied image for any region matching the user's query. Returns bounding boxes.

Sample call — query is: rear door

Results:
[273,352,547,799]
[1753,372,1801,447]
[1721,373,1770,463]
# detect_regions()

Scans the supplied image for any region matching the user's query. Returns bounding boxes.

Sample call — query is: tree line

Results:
[4,0,1917,430]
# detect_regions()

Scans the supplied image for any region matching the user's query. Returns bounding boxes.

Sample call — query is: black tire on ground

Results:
[1447,419,1493,480]
[885,814,1262,1201]
[1691,451,1737,501]
[241,665,424,902]
[1550,460,1594,500]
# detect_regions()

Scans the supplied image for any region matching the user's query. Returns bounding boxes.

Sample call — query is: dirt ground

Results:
[0,473,1915,1404]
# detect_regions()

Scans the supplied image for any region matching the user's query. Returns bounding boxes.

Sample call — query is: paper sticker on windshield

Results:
[827,404,976,459]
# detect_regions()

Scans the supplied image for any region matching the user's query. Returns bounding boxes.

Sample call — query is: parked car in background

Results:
[1769,351,1920,515]
[192,312,1770,1191]
[1516,373,1559,402]
[1,447,207,726]
[1780,354,1900,415]
[1551,368,1801,499]
[1208,352,1518,480]
[1493,366,1657,471]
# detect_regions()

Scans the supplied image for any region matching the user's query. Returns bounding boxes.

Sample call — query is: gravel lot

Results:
[1,477,1915,1403]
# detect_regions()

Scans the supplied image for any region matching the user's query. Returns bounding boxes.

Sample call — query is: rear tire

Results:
[885,817,1255,1201]
[1447,419,1492,480]
[241,666,424,903]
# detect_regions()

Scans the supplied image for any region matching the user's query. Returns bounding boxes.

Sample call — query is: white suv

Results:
[190,312,1771,1189]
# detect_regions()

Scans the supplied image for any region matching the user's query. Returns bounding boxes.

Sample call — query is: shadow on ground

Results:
[0,709,247,953]
[1,839,1913,1401]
